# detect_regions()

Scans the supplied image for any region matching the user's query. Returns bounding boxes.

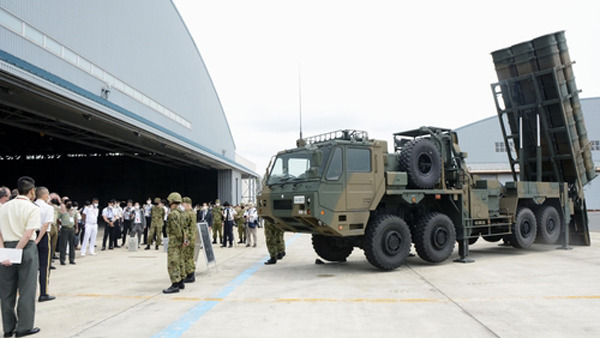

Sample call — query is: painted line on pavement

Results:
[67,293,600,303]
[151,233,301,338]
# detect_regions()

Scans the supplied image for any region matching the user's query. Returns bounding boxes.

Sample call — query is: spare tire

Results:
[399,138,442,189]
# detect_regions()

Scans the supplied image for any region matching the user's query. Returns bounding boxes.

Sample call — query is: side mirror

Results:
[311,151,323,167]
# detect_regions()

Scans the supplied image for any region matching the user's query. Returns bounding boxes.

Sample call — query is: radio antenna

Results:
[298,63,303,140]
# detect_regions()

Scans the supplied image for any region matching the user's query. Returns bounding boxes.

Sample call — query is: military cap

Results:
[167,192,182,204]
[154,197,161,204]
[182,196,192,204]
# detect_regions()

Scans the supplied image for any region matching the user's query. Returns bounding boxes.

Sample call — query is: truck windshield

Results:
[267,146,332,185]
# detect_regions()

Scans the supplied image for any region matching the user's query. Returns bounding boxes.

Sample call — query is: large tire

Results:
[535,205,561,244]
[312,234,354,262]
[508,207,537,249]
[363,214,412,271]
[399,138,442,189]
[413,212,456,263]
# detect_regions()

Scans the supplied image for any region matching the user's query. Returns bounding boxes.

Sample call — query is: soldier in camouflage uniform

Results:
[235,204,245,244]
[162,192,187,294]
[211,199,223,244]
[145,197,165,250]
[182,197,197,283]
[264,218,286,265]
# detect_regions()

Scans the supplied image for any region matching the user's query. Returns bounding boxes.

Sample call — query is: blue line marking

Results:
[152,233,301,338]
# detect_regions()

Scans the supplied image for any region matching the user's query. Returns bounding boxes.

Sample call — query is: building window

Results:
[495,140,515,153]
[591,140,600,151]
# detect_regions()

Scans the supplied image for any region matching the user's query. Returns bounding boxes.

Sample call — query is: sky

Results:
[172,0,600,175]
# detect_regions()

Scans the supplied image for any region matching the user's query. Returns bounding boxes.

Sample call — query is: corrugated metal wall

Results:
[217,169,242,205]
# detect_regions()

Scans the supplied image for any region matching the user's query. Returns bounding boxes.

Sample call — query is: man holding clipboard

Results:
[0,177,42,337]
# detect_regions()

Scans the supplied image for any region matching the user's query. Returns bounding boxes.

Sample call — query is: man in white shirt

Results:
[101,200,116,250]
[81,198,99,256]
[34,187,55,302]
[0,176,42,337]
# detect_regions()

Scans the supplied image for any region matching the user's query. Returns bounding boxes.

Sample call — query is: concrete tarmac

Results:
[34,213,600,337]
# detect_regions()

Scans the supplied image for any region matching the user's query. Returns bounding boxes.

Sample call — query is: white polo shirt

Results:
[34,199,54,232]
[83,206,99,226]
[0,195,41,241]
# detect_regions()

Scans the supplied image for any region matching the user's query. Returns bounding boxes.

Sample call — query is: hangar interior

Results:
[0,71,219,205]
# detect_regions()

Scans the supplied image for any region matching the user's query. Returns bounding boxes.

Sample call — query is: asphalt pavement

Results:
[33,212,600,337]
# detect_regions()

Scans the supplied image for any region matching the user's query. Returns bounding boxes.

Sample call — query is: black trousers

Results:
[114,220,122,246]
[102,222,119,248]
[223,221,234,246]
[59,227,75,263]
[121,219,132,244]
[36,232,50,296]
[143,216,151,244]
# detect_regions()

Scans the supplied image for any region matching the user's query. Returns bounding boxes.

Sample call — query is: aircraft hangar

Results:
[0,1,257,205]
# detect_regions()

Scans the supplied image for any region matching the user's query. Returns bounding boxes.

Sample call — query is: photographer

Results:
[57,199,79,265]
[244,203,258,247]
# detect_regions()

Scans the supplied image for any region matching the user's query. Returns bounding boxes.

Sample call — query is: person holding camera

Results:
[57,200,78,265]
[244,203,258,247]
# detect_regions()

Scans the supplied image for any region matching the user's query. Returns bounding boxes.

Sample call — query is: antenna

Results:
[298,63,303,140]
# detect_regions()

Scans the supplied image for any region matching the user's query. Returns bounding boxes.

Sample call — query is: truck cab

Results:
[259,130,386,237]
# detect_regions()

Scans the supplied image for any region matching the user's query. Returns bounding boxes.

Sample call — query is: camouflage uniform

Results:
[235,206,245,243]
[265,219,285,260]
[211,204,223,243]
[148,201,165,247]
[182,198,197,277]
[166,207,185,284]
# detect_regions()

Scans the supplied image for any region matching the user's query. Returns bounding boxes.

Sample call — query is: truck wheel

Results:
[312,235,354,262]
[508,207,537,249]
[414,212,456,263]
[535,206,561,244]
[363,214,411,271]
[399,138,442,189]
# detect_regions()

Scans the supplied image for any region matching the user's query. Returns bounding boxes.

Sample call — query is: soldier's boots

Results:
[183,273,195,283]
[276,251,286,260]
[264,257,277,265]
[144,245,150,250]
[155,245,159,250]
[163,283,180,294]
[178,280,185,290]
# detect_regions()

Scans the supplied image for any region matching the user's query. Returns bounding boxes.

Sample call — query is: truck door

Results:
[320,147,346,211]
[346,147,375,210]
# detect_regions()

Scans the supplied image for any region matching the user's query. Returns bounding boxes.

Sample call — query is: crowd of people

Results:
[0,176,286,337]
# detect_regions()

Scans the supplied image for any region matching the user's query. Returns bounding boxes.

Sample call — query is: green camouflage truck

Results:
[258,31,595,270]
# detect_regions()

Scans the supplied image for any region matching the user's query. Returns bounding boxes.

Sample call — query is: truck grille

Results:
[273,199,293,210]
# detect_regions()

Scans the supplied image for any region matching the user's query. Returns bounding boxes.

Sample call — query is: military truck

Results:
[258,31,595,270]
